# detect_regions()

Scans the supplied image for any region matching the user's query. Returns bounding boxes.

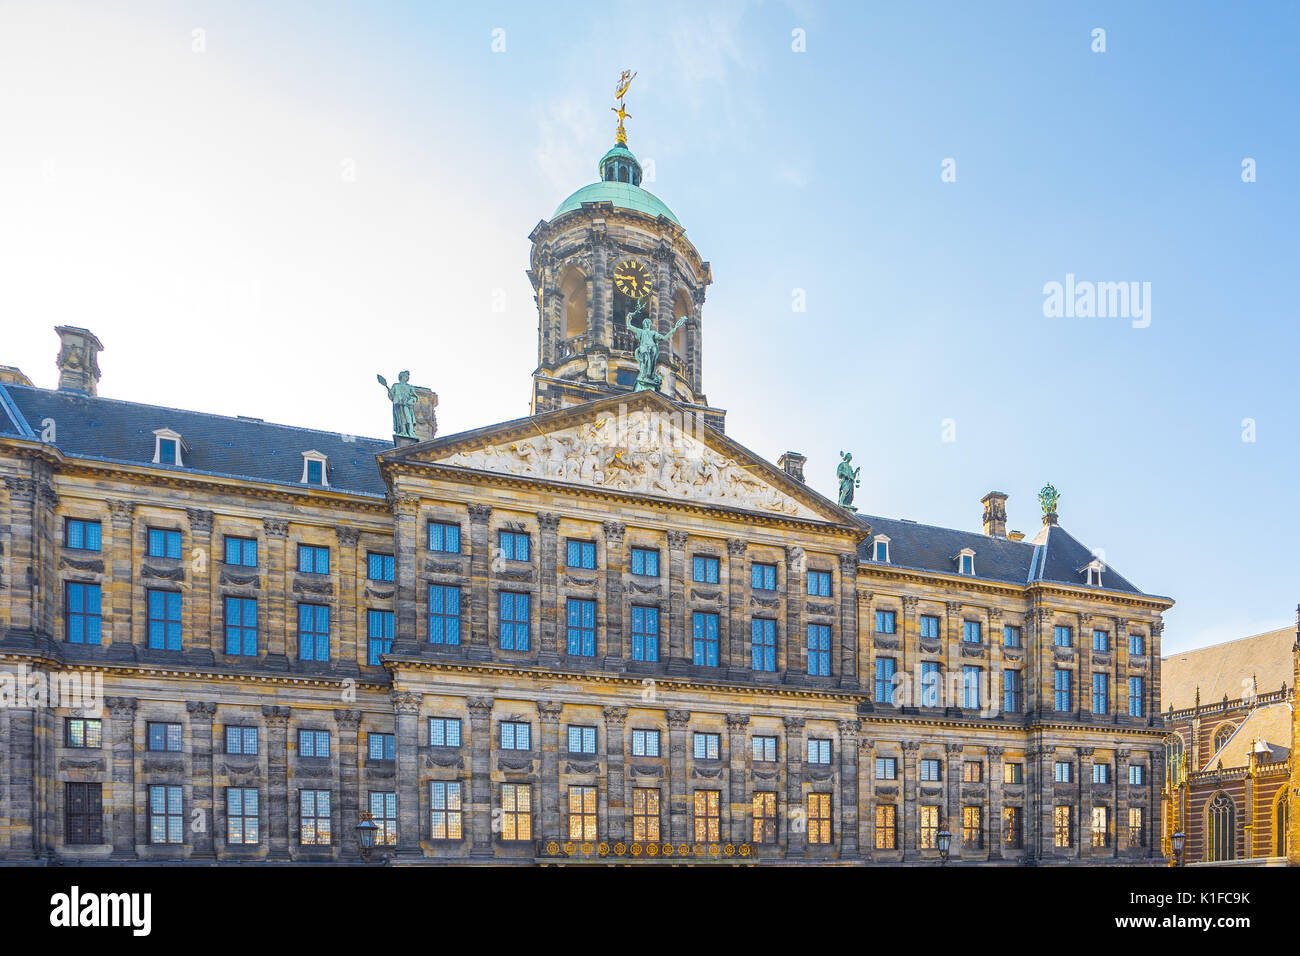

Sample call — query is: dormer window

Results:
[301,450,328,486]
[956,548,976,576]
[152,428,186,466]
[1081,559,1104,588]
[872,535,891,563]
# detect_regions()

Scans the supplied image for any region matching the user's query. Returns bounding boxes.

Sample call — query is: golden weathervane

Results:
[612,69,636,146]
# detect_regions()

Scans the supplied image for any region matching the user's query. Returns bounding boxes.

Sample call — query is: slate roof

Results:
[0,384,390,497]
[1162,626,1295,712]
[1203,701,1292,770]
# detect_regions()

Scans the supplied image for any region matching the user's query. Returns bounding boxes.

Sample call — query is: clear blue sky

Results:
[2,1,1297,653]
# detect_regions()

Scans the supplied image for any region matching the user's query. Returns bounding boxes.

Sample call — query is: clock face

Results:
[613,259,651,298]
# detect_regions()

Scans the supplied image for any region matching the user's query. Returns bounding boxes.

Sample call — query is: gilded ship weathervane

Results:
[612,69,636,145]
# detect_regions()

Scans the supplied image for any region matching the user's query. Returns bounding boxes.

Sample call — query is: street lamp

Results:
[355,811,379,863]
[1171,830,1185,867]
[937,827,953,865]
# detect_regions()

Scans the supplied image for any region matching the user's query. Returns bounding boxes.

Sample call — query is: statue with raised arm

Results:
[378,370,419,439]
[836,451,861,511]
[625,296,686,392]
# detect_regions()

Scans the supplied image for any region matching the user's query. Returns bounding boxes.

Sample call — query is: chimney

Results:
[1007,530,1025,541]
[55,326,103,395]
[981,491,1008,537]
[0,366,32,387]
[777,451,806,483]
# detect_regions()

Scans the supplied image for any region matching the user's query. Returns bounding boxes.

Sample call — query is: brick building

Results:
[0,125,1174,865]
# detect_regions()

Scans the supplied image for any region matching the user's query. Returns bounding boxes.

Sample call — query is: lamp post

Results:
[1171,830,1185,867]
[356,811,379,863]
[937,827,953,865]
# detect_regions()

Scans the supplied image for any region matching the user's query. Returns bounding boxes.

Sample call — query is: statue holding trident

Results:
[836,451,861,511]
[377,370,419,440]
[625,295,686,392]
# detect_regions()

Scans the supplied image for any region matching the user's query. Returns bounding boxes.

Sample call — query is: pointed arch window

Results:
[1207,793,1235,862]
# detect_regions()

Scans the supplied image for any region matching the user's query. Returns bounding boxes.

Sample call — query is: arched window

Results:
[1207,793,1235,862]
[1213,725,1234,754]
[672,291,691,359]
[1165,735,1184,787]
[559,267,588,342]
[1276,794,1288,858]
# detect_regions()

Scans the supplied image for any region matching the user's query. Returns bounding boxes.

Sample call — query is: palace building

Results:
[0,105,1174,865]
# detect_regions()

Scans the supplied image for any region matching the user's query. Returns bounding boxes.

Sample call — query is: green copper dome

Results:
[551,141,681,226]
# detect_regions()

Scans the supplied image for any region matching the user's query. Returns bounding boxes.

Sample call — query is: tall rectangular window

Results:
[752,792,777,843]
[567,725,597,755]
[299,790,331,845]
[1004,762,1023,784]
[962,806,983,848]
[370,792,397,845]
[566,597,597,656]
[1092,762,1110,784]
[500,784,531,841]
[1128,808,1145,847]
[430,781,463,840]
[750,563,776,591]
[807,570,831,597]
[692,555,719,584]
[224,596,258,656]
[631,605,659,661]
[630,547,659,577]
[296,544,330,574]
[66,717,102,748]
[428,586,461,645]
[499,592,531,651]
[750,618,776,672]
[1129,677,1145,717]
[64,782,103,845]
[1053,668,1071,712]
[428,521,461,554]
[147,722,182,752]
[693,732,721,760]
[64,518,102,551]
[1092,629,1109,652]
[919,615,940,639]
[367,609,394,664]
[297,603,330,661]
[147,589,182,651]
[920,805,939,848]
[227,788,259,845]
[1004,807,1023,848]
[499,721,531,751]
[921,661,939,707]
[298,730,331,758]
[225,726,258,755]
[1129,764,1145,785]
[875,610,896,634]
[565,539,596,570]
[65,583,102,645]
[962,761,983,783]
[568,785,598,840]
[631,729,660,757]
[692,611,719,666]
[963,665,982,709]
[874,657,896,705]
[1053,625,1073,648]
[1054,761,1073,783]
[632,788,660,842]
[429,717,462,748]
[920,759,941,782]
[875,757,898,780]
[693,790,721,842]
[224,535,258,567]
[149,785,184,844]
[1129,632,1146,656]
[1091,806,1110,848]
[807,623,831,676]
[963,620,982,643]
[498,530,530,562]
[1054,806,1072,848]
[1003,624,1022,648]
[875,804,898,849]
[367,733,396,761]
[147,528,183,559]
[807,793,832,845]
[1003,669,1022,713]
[1092,672,1109,715]
[366,552,394,582]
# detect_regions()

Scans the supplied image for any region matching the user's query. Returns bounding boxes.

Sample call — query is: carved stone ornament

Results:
[142,563,186,582]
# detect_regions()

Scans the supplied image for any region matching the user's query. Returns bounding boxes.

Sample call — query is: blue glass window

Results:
[566,539,596,570]
[1129,677,1145,717]
[428,521,461,554]
[499,592,531,651]
[65,518,101,551]
[147,589,182,651]
[1092,762,1109,784]
[1003,625,1022,648]
[963,665,982,709]
[963,620,982,643]
[224,597,258,656]
[305,459,324,485]
[428,585,461,645]
[692,611,719,666]
[1054,761,1072,783]
[367,733,396,761]
[752,736,777,762]
[1054,625,1073,648]
[631,605,659,661]
[567,726,597,755]
[367,552,395,582]
[1054,668,1071,711]
[874,657,896,705]
[299,790,331,845]
[631,729,660,757]
[224,535,257,567]
[367,609,393,664]
[149,785,184,844]
[1092,629,1109,652]
[1129,632,1146,656]
[158,438,179,464]
[920,759,941,782]
[225,726,258,755]
[692,555,719,584]
[297,603,330,661]
[498,531,530,562]
[1129,764,1144,785]
[1092,673,1109,714]
[65,583,102,645]
[369,791,397,845]
[920,615,940,639]
[147,722,182,752]
[875,757,897,780]
[566,598,597,656]
[297,544,330,574]
[147,528,182,559]
[693,732,720,760]
[807,623,831,676]
[751,563,776,591]
[875,610,896,634]
[227,788,259,845]
[630,547,659,577]
[298,729,330,758]
[807,570,831,597]
[920,660,940,707]
[1003,669,1022,713]
[500,721,531,751]
[808,738,832,764]
[750,618,776,672]
[429,718,462,748]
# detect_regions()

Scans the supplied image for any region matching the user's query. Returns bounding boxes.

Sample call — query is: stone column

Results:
[988,745,1004,860]
[1078,746,1094,860]
[945,743,962,852]
[467,697,494,857]
[783,716,805,857]
[467,504,493,662]
[725,539,747,679]
[186,701,217,859]
[1,478,36,638]
[603,706,628,841]
[1031,609,1053,719]
[602,522,626,671]
[1114,747,1130,859]
[389,495,420,656]
[186,509,214,661]
[838,720,860,858]
[108,500,136,656]
[726,713,750,844]
[106,697,138,859]
[1148,621,1165,727]
[335,709,362,860]
[901,596,920,694]
[263,519,290,667]
[537,513,561,667]
[667,710,691,842]
[784,547,804,676]
[262,705,291,859]
[944,602,962,707]
[335,528,360,666]
[538,701,563,840]
[838,553,859,688]
[860,738,875,862]
[666,532,689,674]
[392,692,422,856]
